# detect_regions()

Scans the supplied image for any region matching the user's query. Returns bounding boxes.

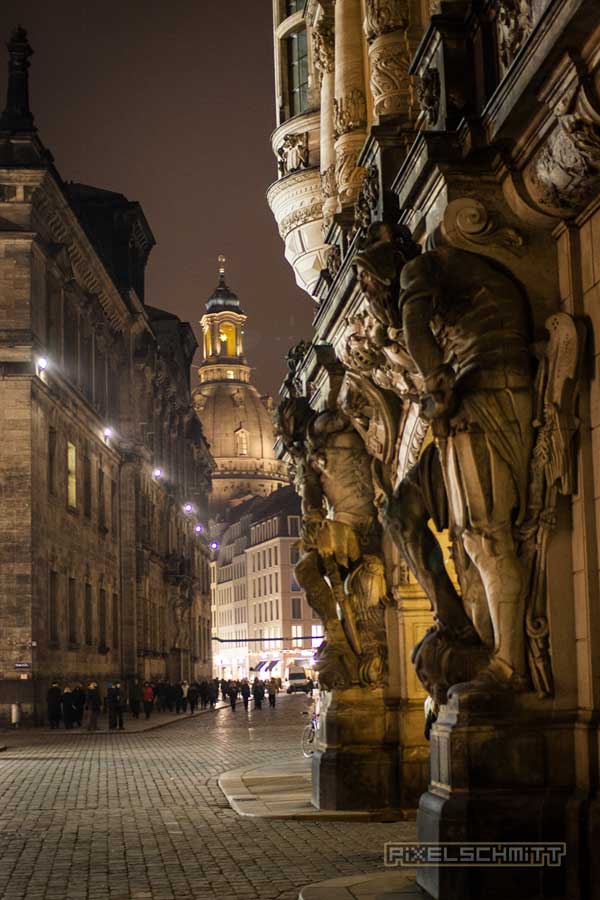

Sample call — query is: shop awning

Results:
[266,660,279,671]
[255,661,267,671]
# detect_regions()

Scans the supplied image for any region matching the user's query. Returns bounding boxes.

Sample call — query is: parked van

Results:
[286,665,311,693]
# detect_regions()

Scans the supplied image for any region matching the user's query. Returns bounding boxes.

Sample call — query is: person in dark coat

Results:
[228,681,239,711]
[61,687,75,729]
[207,680,217,709]
[86,681,101,731]
[240,679,251,711]
[221,679,229,702]
[129,680,141,719]
[166,681,176,713]
[173,682,184,714]
[71,684,85,727]
[199,680,208,709]
[107,681,124,730]
[188,682,199,714]
[252,678,265,710]
[47,682,62,729]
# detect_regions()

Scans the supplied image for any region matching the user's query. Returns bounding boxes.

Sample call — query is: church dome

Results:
[193,257,288,516]
[194,380,277,461]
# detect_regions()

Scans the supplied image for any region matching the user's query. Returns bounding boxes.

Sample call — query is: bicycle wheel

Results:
[301,723,315,757]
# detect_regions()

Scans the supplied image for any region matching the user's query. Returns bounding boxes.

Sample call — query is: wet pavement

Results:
[0,693,414,900]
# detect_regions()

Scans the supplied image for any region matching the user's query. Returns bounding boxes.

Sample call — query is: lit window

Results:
[226,369,235,380]
[219,323,236,356]
[292,624,303,648]
[311,624,324,648]
[67,442,77,509]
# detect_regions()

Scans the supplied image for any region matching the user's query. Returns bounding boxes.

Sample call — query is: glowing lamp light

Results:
[210,540,219,551]
[194,524,204,534]
[183,503,193,513]
[152,467,163,479]
[103,427,113,439]
[38,356,48,371]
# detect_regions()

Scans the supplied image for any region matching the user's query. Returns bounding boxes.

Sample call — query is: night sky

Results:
[0,1,314,398]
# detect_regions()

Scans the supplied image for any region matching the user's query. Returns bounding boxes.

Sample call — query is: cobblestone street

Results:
[0,695,414,900]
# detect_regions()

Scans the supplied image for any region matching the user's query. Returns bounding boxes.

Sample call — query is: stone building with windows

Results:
[210,485,318,681]
[0,29,213,722]
[192,257,288,518]
[269,2,600,898]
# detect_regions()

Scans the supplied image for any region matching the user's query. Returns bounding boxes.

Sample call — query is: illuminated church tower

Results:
[193,257,288,517]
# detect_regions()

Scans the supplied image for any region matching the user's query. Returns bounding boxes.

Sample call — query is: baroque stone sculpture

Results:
[275,350,389,691]
[349,220,584,706]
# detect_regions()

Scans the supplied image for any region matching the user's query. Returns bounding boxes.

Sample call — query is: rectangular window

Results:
[291,574,302,592]
[287,29,308,117]
[292,596,301,619]
[275,572,279,593]
[83,455,92,518]
[268,548,272,567]
[288,516,300,536]
[99,588,107,648]
[263,550,267,568]
[67,442,77,509]
[290,544,300,564]
[48,428,57,496]
[98,468,106,531]
[275,598,279,619]
[68,577,77,645]
[269,573,273,594]
[111,480,118,535]
[274,545,278,565]
[112,593,119,649]
[63,297,78,385]
[312,624,324,648]
[49,570,59,644]
[292,624,303,648]
[259,604,262,623]
[84,583,92,645]
[286,0,303,14]
[254,606,257,624]
[270,600,273,621]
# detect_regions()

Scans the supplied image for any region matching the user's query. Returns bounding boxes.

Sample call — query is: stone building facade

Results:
[192,257,288,518]
[0,29,213,722]
[211,485,318,680]
[269,2,600,898]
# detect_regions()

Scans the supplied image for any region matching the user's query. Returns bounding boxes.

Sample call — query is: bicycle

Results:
[301,698,319,757]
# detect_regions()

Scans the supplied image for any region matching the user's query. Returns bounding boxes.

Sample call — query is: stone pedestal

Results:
[416,687,579,900]
[312,687,399,811]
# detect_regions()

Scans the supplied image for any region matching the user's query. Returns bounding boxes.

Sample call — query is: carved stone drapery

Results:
[333,88,367,137]
[496,0,534,76]
[364,0,413,120]
[416,68,440,127]
[524,58,600,216]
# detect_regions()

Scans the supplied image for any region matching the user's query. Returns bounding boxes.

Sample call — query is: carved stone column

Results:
[364,0,414,122]
[334,0,368,206]
[313,18,337,224]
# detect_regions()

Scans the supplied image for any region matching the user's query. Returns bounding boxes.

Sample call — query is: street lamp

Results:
[37,356,48,371]
[210,540,219,551]
[152,467,163,479]
[183,502,193,513]
[103,427,113,440]
[195,524,204,534]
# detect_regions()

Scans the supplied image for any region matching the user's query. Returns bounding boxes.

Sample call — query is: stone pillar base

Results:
[311,687,425,812]
[416,686,582,900]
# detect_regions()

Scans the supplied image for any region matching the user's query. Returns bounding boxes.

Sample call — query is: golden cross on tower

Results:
[218,254,226,275]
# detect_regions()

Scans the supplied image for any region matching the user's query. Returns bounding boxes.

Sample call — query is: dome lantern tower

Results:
[193,257,288,517]
[199,256,250,385]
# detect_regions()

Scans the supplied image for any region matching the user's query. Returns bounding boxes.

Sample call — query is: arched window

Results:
[218,322,236,356]
[235,427,249,457]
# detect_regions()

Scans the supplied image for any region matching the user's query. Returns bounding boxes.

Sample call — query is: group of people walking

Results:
[223,677,279,711]
[45,677,221,730]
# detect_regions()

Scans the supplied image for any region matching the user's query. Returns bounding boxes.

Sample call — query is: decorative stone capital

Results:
[364,0,409,43]
[312,18,335,81]
[369,31,412,119]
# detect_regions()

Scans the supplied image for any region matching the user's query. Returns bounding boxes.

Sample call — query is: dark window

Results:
[48,428,57,495]
[288,516,300,536]
[99,588,107,648]
[63,297,78,384]
[111,480,118,535]
[68,577,77,645]
[84,583,93,645]
[292,596,301,619]
[83,455,92,518]
[98,468,106,531]
[47,280,61,360]
[291,575,302,592]
[290,545,300,564]
[287,29,308,117]
[81,329,92,401]
[49,570,59,644]
[286,0,303,14]
[94,345,106,415]
[112,593,119,650]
